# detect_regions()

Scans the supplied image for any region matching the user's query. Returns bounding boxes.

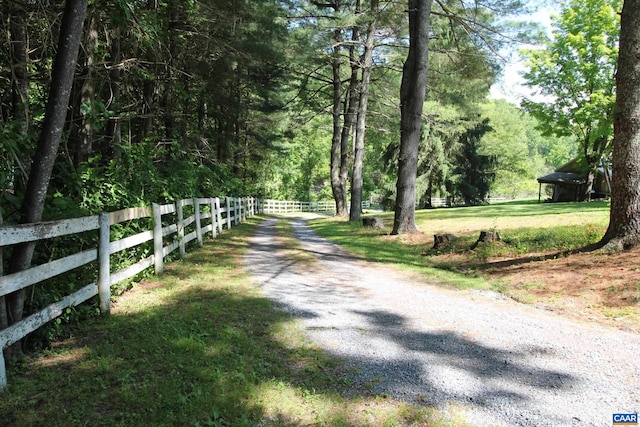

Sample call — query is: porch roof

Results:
[537,171,586,185]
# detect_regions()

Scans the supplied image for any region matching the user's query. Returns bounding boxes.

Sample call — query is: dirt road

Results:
[244,217,640,427]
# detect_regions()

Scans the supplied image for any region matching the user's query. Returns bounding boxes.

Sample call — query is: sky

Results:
[489,6,557,104]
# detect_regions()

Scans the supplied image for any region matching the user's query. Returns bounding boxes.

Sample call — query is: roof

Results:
[537,171,587,185]
[556,158,587,174]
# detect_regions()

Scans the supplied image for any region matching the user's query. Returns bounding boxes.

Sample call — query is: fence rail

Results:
[428,197,507,207]
[261,199,371,214]
[0,196,260,390]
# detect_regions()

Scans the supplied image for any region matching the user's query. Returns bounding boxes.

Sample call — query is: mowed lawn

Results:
[310,200,609,286]
[309,199,639,332]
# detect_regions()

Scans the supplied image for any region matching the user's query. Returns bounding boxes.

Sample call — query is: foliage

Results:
[0,0,303,334]
[451,118,496,205]
[520,0,621,168]
[479,100,578,198]
[256,117,332,201]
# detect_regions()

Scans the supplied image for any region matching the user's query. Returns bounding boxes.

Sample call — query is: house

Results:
[537,158,611,202]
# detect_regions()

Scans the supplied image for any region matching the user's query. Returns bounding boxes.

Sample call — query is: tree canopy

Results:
[0,0,596,225]
[521,0,621,174]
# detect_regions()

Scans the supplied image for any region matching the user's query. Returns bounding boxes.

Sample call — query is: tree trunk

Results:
[102,27,122,161]
[0,205,6,332]
[600,0,640,250]
[1,2,30,334]
[5,0,88,354]
[391,0,432,235]
[9,1,30,194]
[330,19,347,216]
[10,3,29,136]
[338,22,361,217]
[140,0,159,143]
[140,78,154,140]
[162,1,180,142]
[349,0,378,222]
[70,6,98,166]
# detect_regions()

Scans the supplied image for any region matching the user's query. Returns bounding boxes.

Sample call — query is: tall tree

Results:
[328,1,348,216]
[600,0,640,250]
[451,118,495,205]
[480,100,553,198]
[349,0,378,221]
[338,21,360,216]
[69,5,98,166]
[1,1,31,204]
[4,0,88,353]
[521,0,621,198]
[392,0,432,234]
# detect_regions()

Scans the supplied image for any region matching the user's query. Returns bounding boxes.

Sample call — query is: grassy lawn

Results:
[308,199,610,280]
[308,200,640,330]
[0,216,466,427]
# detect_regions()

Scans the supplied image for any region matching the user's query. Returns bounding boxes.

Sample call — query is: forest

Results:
[2,0,640,353]
[1,0,579,225]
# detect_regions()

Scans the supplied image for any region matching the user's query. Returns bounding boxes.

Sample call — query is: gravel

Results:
[244,216,640,426]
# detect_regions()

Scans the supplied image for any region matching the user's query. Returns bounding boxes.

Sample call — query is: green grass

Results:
[0,215,467,427]
[309,200,610,291]
[412,199,608,235]
[307,219,491,290]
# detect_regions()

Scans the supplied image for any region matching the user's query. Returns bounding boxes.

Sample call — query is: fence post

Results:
[242,197,247,222]
[177,199,186,259]
[194,198,203,247]
[215,197,223,233]
[0,210,4,390]
[209,198,217,239]
[0,349,5,392]
[152,203,163,275]
[234,197,240,226]
[98,212,111,315]
[224,197,230,229]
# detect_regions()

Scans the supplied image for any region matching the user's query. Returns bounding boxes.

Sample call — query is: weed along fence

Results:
[0,196,260,391]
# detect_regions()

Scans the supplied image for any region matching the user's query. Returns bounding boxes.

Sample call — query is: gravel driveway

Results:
[244,217,640,427]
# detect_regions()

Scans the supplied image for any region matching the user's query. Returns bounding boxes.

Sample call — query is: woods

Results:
[0,0,577,227]
[1,0,640,361]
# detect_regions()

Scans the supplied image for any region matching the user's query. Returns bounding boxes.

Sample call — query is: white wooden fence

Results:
[428,197,507,207]
[261,199,372,214]
[0,196,259,391]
